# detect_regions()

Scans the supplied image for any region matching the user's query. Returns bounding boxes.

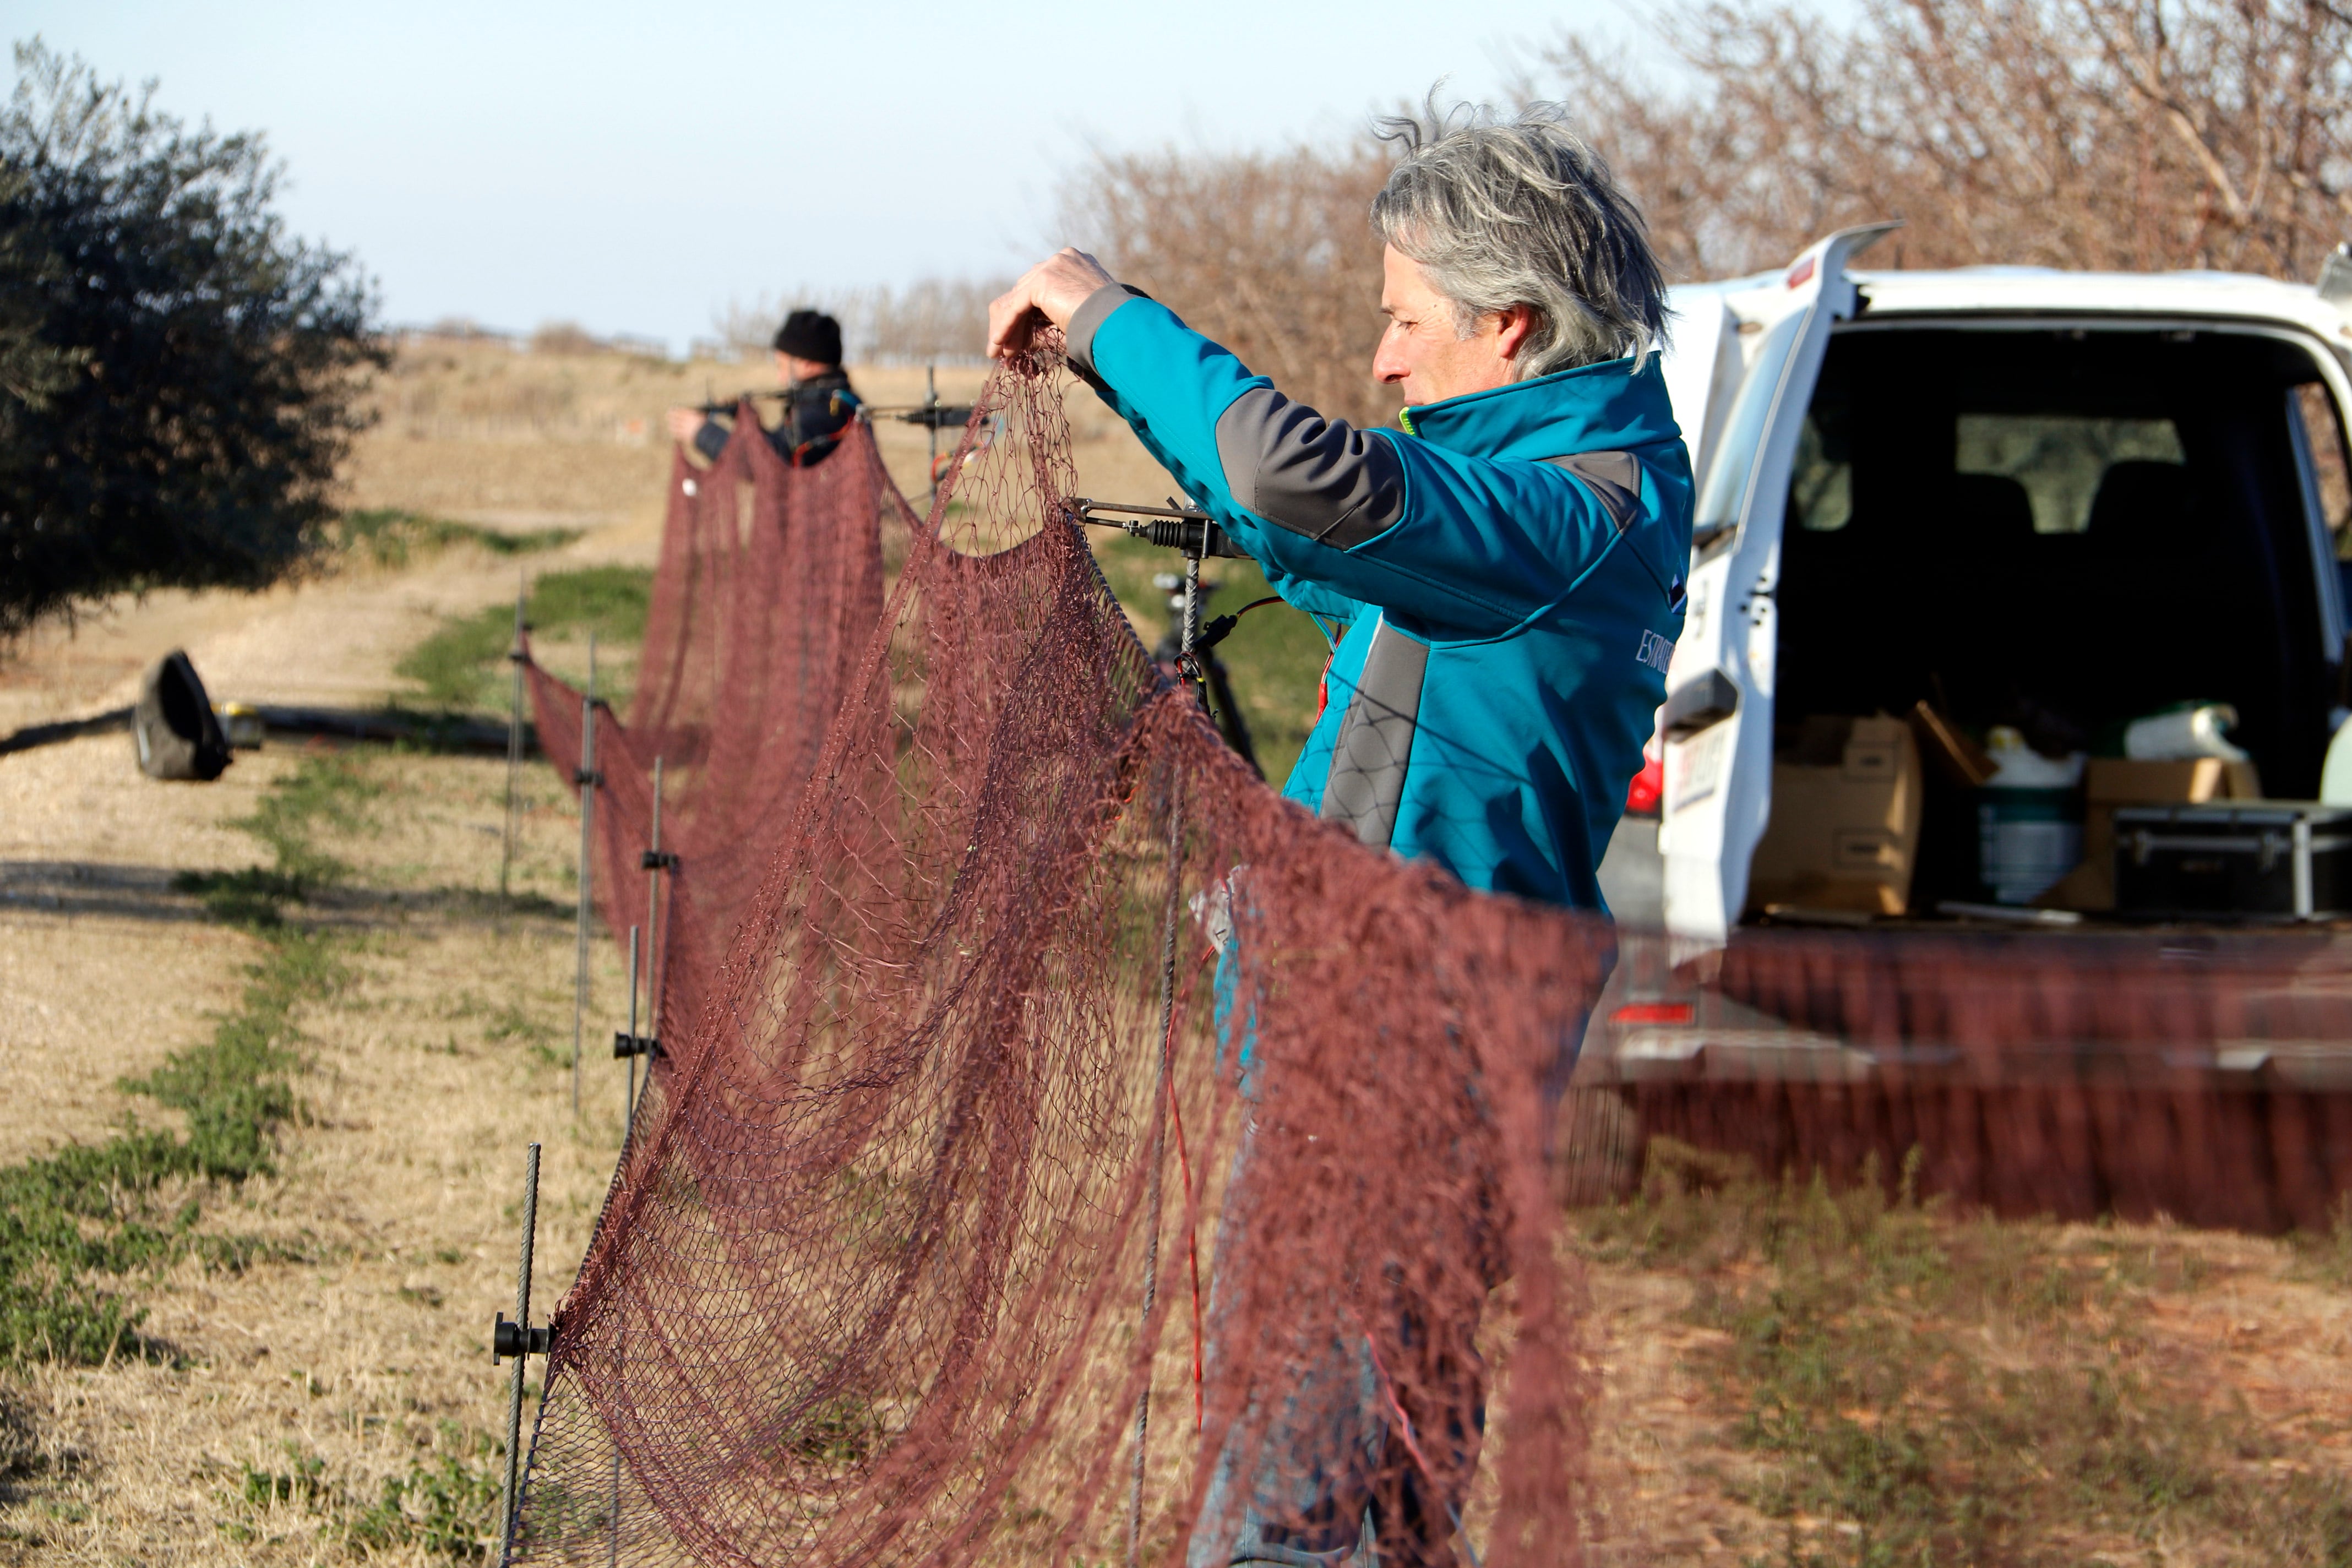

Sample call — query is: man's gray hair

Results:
[1370,100,1668,377]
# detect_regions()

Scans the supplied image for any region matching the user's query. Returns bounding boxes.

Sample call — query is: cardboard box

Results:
[2037,756,2262,911]
[1749,715,1925,917]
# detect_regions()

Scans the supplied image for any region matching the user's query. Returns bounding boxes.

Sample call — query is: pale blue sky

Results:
[8,1,1689,351]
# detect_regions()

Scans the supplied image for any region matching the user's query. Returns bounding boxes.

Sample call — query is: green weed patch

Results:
[1578,1142,2352,1565]
[229,1435,500,1560]
[396,564,652,710]
[324,509,581,570]
[0,756,364,1368]
[0,922,338,1365]
[229,752,383,886]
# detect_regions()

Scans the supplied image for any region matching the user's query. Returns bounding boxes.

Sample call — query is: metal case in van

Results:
[2113,802,2352,920]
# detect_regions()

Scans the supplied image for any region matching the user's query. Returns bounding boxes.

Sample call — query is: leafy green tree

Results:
[0,40,381,636]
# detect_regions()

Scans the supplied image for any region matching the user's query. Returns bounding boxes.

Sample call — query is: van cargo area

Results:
[1770,323,2351,917]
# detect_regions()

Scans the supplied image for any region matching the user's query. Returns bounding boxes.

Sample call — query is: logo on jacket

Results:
[1636,629,1675,673]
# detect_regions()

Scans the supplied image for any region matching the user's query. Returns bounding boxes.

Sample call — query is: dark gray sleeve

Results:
[1066,282,1149,374]
[692,417,729,462]
[1213,386,1407,550]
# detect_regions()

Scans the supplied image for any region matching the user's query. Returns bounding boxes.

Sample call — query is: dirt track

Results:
[0,350,677,1559]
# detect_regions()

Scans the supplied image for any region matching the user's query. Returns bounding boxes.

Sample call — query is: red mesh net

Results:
[529,401,896,1051]
[516,351,2352,1566]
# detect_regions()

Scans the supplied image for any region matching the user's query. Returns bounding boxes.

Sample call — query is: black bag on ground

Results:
[134,650,232,781]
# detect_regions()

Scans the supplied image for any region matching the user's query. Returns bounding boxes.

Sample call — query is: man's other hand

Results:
[987,248,1114,360]
[665,407,707,444]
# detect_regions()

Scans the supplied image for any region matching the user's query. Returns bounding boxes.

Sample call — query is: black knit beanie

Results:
[772,309,843,366]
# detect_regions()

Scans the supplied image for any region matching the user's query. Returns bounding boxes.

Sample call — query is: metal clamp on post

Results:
[640,850,679,872]
[869,402,977,429]
[612,1030,661,1060]
[1072,498,1265,776]
[573,768,603,787]
[1070,497,1249,560]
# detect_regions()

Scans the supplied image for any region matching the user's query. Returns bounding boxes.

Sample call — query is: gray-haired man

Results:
[993,102,1691,1565]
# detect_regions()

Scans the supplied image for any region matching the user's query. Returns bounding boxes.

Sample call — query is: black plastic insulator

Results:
[573,768,604,787]
[1194,612,1243,653]
[493,1311,554,1361]
[613,1031,661,1060]
[640,850,680,871]
[1140,517,1248,558]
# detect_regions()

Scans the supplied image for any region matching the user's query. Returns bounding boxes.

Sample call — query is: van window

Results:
[1691,308,1807,547]
[2292,382,2352,557]
[1954,415,2185,533]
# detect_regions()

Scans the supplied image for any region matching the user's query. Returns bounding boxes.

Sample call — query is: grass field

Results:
[0,339,2344,1562]
[1572,1145,2352,1564]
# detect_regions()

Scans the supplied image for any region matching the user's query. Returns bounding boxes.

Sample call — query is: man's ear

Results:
[1494,304,1539,364]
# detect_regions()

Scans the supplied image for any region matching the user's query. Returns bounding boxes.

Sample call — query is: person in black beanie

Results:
[666,308,861,467]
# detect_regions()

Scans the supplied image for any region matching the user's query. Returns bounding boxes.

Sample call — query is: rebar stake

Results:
[570,634,599,1119]
[501,572,527,903]
[494,1142,552,1565]
[925,363,939,512]
[639,755,673,1105]
[619,927,643,1142]
[606,924,643,1568]
[1127,554,1199,1568]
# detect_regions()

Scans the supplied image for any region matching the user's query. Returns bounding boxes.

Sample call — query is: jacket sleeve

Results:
[1070,285,1633,637]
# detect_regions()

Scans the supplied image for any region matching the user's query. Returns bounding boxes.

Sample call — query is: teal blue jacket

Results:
[1070,286,1693,910]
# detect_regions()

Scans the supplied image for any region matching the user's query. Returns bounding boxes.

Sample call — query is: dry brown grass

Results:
[1571,1147,2352,1564]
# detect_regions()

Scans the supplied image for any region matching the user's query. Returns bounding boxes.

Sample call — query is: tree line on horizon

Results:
[1065,0,2352,428]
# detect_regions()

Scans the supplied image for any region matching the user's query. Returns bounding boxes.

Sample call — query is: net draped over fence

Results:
[527,402,894,1049]
[520,346,2352,1567]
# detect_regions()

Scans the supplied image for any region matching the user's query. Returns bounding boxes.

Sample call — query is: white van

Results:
[1602,225,2352,946]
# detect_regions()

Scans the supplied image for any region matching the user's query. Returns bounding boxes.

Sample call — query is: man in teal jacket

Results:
[992,122,1689,915]
[993,102,1689,1564]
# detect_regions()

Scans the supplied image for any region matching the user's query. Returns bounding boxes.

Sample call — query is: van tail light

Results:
[1625,755,1664,816]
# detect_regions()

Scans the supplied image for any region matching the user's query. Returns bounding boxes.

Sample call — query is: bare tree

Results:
[1538,0,2352,280]
[1061,143,1400,428]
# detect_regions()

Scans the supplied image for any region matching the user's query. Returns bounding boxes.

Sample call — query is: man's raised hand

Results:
[987,248,1115,360]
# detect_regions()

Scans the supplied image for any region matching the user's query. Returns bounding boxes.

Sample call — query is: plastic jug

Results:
[2323,715,2352,806]
[1977,727,2085,905]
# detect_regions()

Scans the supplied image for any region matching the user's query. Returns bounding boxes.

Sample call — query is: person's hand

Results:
[987,248,1115,359]
[665,406,707,444]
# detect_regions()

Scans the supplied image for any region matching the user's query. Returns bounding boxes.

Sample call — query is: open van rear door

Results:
[1658,224,1898,954]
